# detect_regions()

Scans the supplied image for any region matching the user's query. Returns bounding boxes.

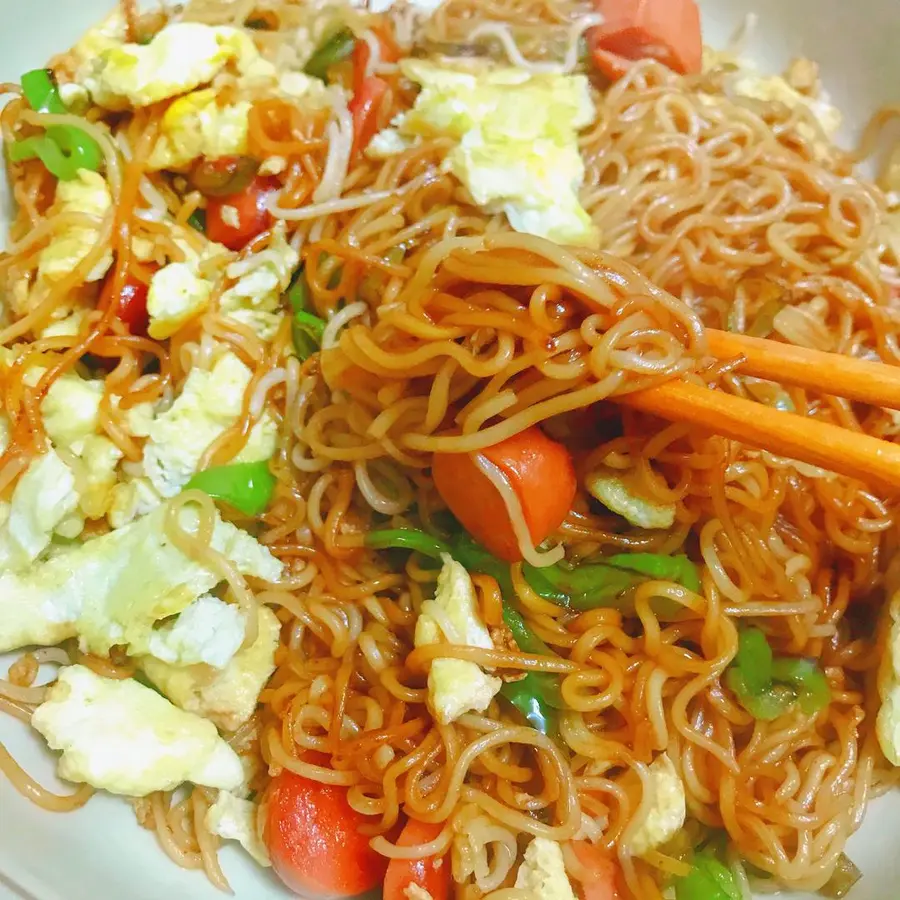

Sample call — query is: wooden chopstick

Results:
[615,380,900,491]
[706,329,900,410]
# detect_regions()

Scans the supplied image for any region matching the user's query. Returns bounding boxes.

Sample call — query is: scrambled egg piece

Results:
[140,606,280,732]
[71,11,124,61]
[514,838,576,900]
[32,665,244,796]
[226,309,285,342]
[38,371,105,450]
[628,753,687,856]
[0,451,79,572]
[146,259,212,340]
[142,350,278,498]
[877,590,900,765]
[37,171,113,284]
[146,241,231,340]
[57,81,91,115]
[729,72,841,137]
[40,308,90,339]
[74,435,124,520]
[21,368,133,522]
[148,593,245,669]
[149,89,252,170]
[107,475,163,530]
[149,74,329,171]
[585,469,676,530]
[703,49,841,144]
[82,23,255,110]
[206,791,271,866]
[383,60,597,246]
[414,554,502,724]
[145,209,295,340]
[220,221,298,315]
[0,502,282,657]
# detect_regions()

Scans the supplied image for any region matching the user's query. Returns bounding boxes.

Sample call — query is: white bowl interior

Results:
[1,1,899,898]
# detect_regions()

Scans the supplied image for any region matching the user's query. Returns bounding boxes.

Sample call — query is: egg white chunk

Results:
[0,502,281,659]
[878,591,900,765]
[514,838,577,900]
[628,753,687,856]
[377,60,597,246]
[37,171,113,285]
[32,665,244,796]
[140,606,281,732]
[206,791,272,866]
[81,23,256,110]
[414,554,502,724]
[0,451,79,572]
[148,593,246,669]
[142,350,278,499]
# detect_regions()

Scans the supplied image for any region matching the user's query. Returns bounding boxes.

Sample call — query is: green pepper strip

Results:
[187,209,207,233]
[367,528,701,614]
[770,657,831,715]
[8,69,103,180]
[304,27,357,82]
[185,460,276,517]
[285,270,327,360]
[499,606,563,736]
[605,552,702,594]
[725,627,830,720]
[22,68,67,114]
[450,531,700,612]
[364,528,450,558]
[674,851,742,900]
[499,675,561,736]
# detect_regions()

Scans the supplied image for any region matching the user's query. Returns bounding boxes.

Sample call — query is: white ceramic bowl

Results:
[1,1,899,898]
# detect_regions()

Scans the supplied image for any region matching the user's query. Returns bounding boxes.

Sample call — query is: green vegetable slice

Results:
[364,528,450,559]
[187,209,207,233]
[605,552,701,593]
[9,68,103,180]
[304,27,356,82]
[285,269,327,360]
[185,460,277,517]
[674,851,742,900]
[725,627,830,720]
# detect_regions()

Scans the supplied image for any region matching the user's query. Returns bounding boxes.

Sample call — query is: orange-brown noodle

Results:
[1,0,899,898]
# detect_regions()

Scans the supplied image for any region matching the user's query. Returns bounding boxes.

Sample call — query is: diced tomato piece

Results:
[383,819,451,900]
[432,426,577,563]
[206,174,281,251]
[352,29,399,96]
[100,272,150,336]
[265,769,387,898]
[570,842,625,900]
[349,75,389,158]
[587,0,702,81]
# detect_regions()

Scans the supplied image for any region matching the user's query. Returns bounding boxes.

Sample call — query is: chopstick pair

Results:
[613,329,900,491]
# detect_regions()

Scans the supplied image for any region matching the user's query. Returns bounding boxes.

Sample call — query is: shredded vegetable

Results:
[305,27,356,81]
[8,68,102,180]
[285,270,327,360]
